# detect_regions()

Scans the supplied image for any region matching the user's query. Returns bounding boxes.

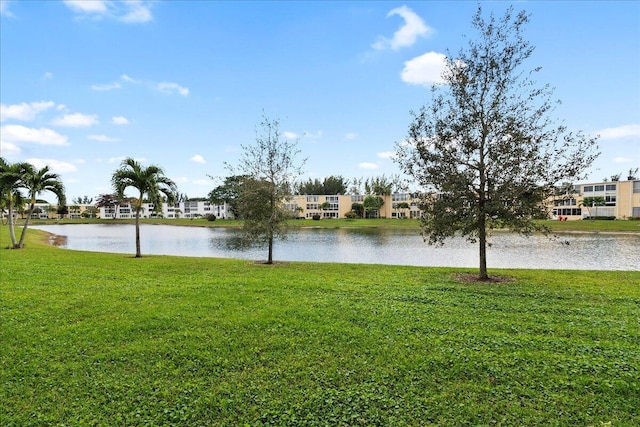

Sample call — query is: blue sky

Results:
[1,1,638,201]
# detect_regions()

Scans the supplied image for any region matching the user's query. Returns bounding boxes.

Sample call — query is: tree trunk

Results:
[7,201,18,248]
[135,207,142,258]
[478,225,488,280]
[17,200,35,249]
[267,234,273,264]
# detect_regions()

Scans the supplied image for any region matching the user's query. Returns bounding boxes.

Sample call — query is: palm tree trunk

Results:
[7,201,17,248]
[135,208,142,258]
[17,199,35,249]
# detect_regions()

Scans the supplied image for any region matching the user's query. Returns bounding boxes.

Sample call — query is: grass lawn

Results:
[1,226,639,426]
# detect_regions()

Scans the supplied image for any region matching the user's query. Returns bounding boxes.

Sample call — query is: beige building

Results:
[552,179,640,220]
[287,193,423,219]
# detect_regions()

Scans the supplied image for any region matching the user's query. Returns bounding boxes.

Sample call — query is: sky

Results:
[1,0,639,202]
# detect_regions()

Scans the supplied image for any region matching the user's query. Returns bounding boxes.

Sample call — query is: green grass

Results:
[1,226,639,426]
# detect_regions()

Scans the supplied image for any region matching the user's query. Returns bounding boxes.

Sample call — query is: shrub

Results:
[344,210,358,219]
[312,214,321,220]
[204,214,217,222]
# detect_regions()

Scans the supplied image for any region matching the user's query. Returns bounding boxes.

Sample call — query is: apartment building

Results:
[552,179,640,220]
[8,178,637,222]
[98,200,233,219]
[288,193,423,219]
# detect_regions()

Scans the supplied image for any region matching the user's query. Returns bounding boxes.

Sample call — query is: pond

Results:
[32,224,639,271]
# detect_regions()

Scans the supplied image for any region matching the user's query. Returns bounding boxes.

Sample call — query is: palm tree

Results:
[0,158,27,247]
[111,158,177,257]
[16,163,66,249]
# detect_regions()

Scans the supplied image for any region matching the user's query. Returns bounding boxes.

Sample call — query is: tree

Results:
[366,175,394,196]
[230,113,306,264]
[581,196,605,219]
[296,175,348,195]
[72,195,93,204]
[296,178,324,195]
[395,6,599,280]
[363,195,384,218]
[17,163,66,249]
[0,158,27,246]
[111,158,177,257]
[322,175,348,195]
[207,174,249,218]
[351,202,364,219]
[96,193,121,219]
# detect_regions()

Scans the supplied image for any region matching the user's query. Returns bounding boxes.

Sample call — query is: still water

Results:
[33,224,639,271]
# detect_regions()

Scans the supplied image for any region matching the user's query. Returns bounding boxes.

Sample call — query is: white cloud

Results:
[63,0,108,13]
[401,52,447,86]
[1,0,16,18]
[89,134,119,142]
[121,74,138,83]
[284,131,298,139]
[92,82,121,91]
[191,154,206,164]
[26,158,77,173]
[596,124,640,139]
[119,74,189,96]
[157,82,190,96]
[1,124,69,146]
[0,140,21,155]
[120,0,153,23]
[1,101,56,122]
[303,130,323,139]
[345,132,357,140]
[377,151,395,159]
[63,0,153,23]
[51,113,98,127]
[112,116,130,125]
[372,5,432,51]
[358,162,379,170]
[614,157,632,163]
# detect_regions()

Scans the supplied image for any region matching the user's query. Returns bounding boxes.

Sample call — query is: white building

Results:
[98,200,233,220]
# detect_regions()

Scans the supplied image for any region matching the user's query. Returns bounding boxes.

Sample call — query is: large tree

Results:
[207,174,249,218]
[231,113,306,264]
[16,163,66,249]
[111,158,177,257]
[395,6,599,280]
[296,175,349,195]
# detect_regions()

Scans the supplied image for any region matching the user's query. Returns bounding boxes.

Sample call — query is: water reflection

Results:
[32,224,639,271]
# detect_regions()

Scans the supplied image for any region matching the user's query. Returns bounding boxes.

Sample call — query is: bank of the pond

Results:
[2,227,639,426]
[18,216,640,233]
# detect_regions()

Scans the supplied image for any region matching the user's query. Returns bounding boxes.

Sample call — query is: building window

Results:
[554,198,577,206]
[605,195,616,206]
[392,193,408,201]
[306,203,319,210]
[605,184,616,191]
[594,185,605,192]
[325,195,339,203]
[306,195,318,202]
[351,195,364,202]
[553,208,582,216]
[634,181,640,193]
[583,185,593,192]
